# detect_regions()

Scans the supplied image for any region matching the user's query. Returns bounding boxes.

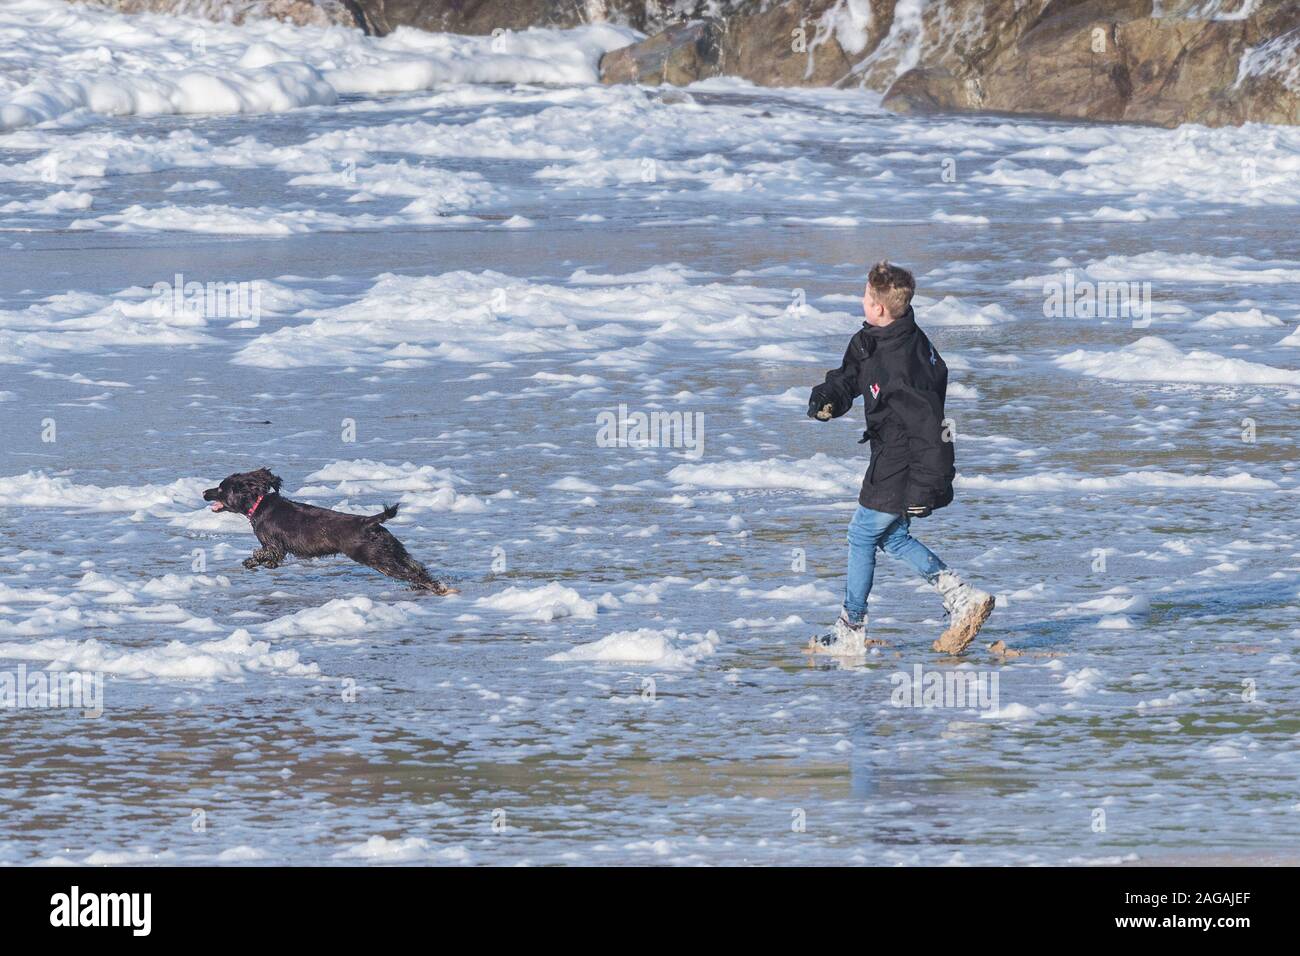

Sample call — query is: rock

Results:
[880,66,968,114]
[883,0,1300,127]
[599,2,867,90]
[351,0,648,36]
[599,19,724,86]
[718,0,854,87]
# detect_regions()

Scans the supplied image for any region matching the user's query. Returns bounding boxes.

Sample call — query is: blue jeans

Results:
[843,506,947,623]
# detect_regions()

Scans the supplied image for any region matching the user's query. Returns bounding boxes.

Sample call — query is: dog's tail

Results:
[366,503,399,524]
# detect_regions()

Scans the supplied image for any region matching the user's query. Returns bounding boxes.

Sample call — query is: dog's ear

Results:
[252,468,282,494]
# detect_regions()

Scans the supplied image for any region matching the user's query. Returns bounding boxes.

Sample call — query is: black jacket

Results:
[808,307,954,515]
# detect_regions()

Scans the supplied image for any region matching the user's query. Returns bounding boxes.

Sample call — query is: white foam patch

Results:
[0,280,318,365]
[257,596,430,639]
[1057,591,1151,617]
[297,460,487,514]
[668,453,859,495]
[1193,308,1283,329]
[918,294,1017,326]
[0,629,319,680]
[231,268,849,370]
[930,210,989,224]
[0,576,224,639]
[548,627,720,668]
[327,23,637,92]
[1,570,229,610]
[286,159,496,209]
[956,470,1277,493]
[740,386,806,413]
[1074,205,1177,222]
[0,290,211,365]
[474,583,599,622]
[1061,668,1104,697]
[333,836,470,863]
[0,189,93,215]
[0,0,637,130]
[980,702,1039,721]
[135,573,232,599]
[972,124,1300,207]
[537,153,739,189]
[0,127,241,183]
[1018,252,1300,287]
[298,86,840,178]
[739,582,840,604]
[217,846,269,862]
[80,201,485,234]
[1054,336,1300,386]
[0,567,331,681]
[1137,688,1212,711]
[71,140,509,230]
[0,471,204,512]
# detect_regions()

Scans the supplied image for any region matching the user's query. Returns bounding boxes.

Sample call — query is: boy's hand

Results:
[807,385,834,420]
[906,505,932,519]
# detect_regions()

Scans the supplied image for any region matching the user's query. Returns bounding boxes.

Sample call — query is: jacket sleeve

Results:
[892,382,954,508]
[807,340,861,419]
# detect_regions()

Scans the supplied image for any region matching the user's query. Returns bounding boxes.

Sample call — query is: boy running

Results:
[807,261,994,656]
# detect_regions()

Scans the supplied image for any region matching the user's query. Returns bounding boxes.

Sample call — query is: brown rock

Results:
[880,66,968,113]
[599,19,725,86]
[719,0,854,88]
[354,0,625,35]
[887,0,1300,127]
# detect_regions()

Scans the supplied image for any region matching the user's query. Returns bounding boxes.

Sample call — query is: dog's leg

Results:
[346,529,454,594]
[242,547,284,570]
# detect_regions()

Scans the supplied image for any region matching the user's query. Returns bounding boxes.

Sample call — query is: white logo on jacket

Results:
[869,383,881,400]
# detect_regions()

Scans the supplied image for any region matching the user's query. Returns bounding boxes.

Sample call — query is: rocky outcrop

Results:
[589,3,867,89]
[75,0,1300,127]
[878,0,1300,127]
[598,19,724,85]
[593,0,1299,128]
[346,1,652,35]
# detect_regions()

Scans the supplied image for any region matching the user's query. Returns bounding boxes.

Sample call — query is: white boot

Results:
[932,570,995,655]
[810,610,868,656]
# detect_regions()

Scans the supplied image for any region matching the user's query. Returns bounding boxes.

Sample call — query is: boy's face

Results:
[862,284,893,328]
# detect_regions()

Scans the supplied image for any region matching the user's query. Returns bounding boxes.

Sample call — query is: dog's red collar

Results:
[247,494,266,518]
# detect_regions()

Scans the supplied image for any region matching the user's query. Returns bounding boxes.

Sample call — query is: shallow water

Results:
[2,79,1298,865]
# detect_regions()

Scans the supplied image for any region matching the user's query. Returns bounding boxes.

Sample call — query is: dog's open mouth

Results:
[210,501,224,512]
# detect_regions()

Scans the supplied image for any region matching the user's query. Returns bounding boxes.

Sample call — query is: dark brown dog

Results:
[202,468,453,594]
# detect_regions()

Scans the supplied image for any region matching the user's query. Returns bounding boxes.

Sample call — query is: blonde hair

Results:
[868,260,916,319]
